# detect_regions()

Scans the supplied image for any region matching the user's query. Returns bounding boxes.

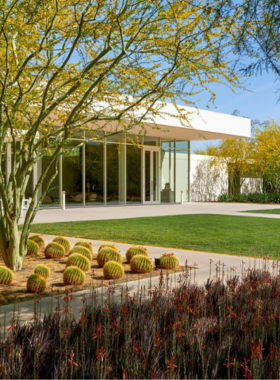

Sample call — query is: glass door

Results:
[143,148,160,204]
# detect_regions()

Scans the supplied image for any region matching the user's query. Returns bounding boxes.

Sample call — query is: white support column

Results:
[59,154,63,208]
[62,191,66,210]
[104,138,107,206]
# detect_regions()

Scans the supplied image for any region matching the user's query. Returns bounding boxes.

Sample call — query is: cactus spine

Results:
[53,236,71,254]
[27,239,39,256]
[97,247,122,267]
[98,243,117,253]
[34,265,50,278]
[75,241,93,255]
[66,253,91,272]
[103,261,124,280]
[64,266,85,286]
[159,253,180,270]
[126,246,149,263]
[29,235,45,249]
[70,246,92,261]
[45,242,65,259]
[27,274,47,293]
[130,255,153,274]
[0,266,13,285]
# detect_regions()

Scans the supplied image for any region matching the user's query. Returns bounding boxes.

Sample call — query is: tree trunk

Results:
[4,222,24,271]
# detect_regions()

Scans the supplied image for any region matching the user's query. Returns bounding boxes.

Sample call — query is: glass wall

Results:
[62,141,83,205]
[38,134,190,207]
[40,151,60,206]
[161,141,175,203]
[126,145,141,203]
[85,141,104,205]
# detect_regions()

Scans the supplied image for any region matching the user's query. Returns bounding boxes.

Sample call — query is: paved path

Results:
[18,202,280,225]
[0,234,275,329]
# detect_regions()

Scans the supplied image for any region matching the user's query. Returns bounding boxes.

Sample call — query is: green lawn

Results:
[27,214,280,259]
[244,209,280,214]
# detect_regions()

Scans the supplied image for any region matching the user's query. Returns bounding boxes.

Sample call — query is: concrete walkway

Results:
[19,202,280,225]
[0,234,275,328]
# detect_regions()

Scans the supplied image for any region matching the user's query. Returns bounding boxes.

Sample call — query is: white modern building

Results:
[20,103,251,208]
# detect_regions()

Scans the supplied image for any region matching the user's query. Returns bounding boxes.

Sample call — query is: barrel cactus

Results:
[53,236,71,254]
[29,235,45,249]
[64,266,85,286]
[70,246,92,261]
[98,243,117,253]
[159,253,180,270]
[45,242,65,259]
[34,265,50,278]
[27,274,47,293]
[130,255,153,274]
[126,245,149,263]
[27,239,39,256]
[97,247,122,267]
[66,253,91,272]
[74,241,93,255]
[103,261,124,280]
[0,266,13,285]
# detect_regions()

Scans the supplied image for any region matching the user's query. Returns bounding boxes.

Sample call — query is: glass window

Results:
[107,143,125,204]
[162,139,175,148]
[175,150,189,203]
[176,141,189,150]
[144,136,160,146]
[126,134,143,145]
[161,147,174,203]
[62,141,83,206]
[106,133,125,143]
[40,150,60,207]
[85,141,104,205]
[126,145,142,203]
[84,130,105,141]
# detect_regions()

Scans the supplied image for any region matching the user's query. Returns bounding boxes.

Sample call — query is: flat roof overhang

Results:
[99,104,251,141]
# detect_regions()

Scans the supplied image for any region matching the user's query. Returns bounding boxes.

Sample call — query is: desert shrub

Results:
[26,274,47,293]
[97,247,122,267]
[130,255,153,273]
[27,239,39,256]
[34,265,50,278]
[74,241,94,255]
[103,261,124,279]
[66,253,91,272]
[63,266,85,286]
[70,246,92,261]
[125,245,149,262]
[53,236,71,253]
[2,268,280,379]
[29,235,45,249]
[159,253,180,269]
[45,242,65,259]
[0,266,13,285]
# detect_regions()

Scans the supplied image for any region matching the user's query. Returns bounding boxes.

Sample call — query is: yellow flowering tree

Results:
[0,0,242,270]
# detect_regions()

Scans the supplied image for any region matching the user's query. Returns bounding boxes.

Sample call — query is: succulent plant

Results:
[74,240,93,255]
[0,266,13,285]
[97,247,122,267]
[63,266,85,286]
[103,261,124,280]
[27,239,40,256]
[45,242,65,259]
[66,253,91,272]
[126,245,149,262]
[159,253,180,270]
[34,265,50,278]
[52,236,71,254]
[27,274,47,293]
[29,235,45,249]
[70,246,92,261]
[130,255,153,274]
[98,243,117,253]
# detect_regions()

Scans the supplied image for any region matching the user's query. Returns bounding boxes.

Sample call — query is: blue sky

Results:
[189,71,280,153]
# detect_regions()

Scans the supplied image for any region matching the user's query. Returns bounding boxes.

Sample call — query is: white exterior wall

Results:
[190,154,262,201]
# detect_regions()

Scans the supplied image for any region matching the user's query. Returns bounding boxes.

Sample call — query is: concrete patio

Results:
[19,202,280,225]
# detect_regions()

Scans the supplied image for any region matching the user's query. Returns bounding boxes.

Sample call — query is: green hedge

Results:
[218,192,280,203]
